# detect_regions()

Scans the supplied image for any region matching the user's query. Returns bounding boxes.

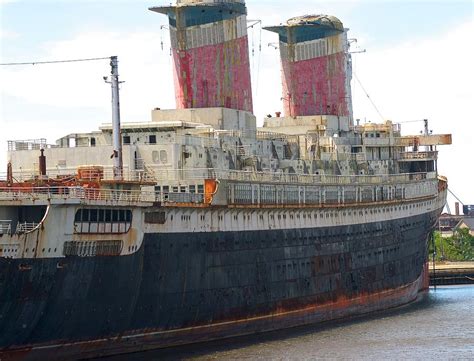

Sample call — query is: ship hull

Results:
[0,208,439,360]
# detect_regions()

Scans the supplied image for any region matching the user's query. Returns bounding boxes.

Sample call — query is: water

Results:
[99,286,474,360]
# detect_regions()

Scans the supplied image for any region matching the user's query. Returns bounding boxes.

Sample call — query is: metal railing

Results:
[0,220,12,235]
[0,167,157,183]
[16,222,38,233]
[7,139,50,151]
[211,170,437,185]
[0,171,439,208]
[0,168,437,186]
[398,151,438,160]
[0,186,208,205]
[0,187,151,203]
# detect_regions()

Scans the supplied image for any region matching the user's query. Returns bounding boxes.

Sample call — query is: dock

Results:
[430,262,474,285]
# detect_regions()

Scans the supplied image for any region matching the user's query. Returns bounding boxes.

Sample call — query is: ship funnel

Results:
[264,15,353,120]
[150,0,253,112]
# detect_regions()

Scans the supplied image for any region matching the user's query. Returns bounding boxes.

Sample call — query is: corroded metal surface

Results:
[0,207,440,360]
[172,35,252,111]
[281,50,350,117]
[266,18,351,117]
[152,2,253,112]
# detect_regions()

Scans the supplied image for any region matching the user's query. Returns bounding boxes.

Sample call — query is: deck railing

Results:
[16,222,38,233]
[0,187,155,203]
[0,168,157,183]
[0,186,208,205]
[0,170,439,206]
[0,169,437,186]
[0,220,12,235]
[398,151,438,160]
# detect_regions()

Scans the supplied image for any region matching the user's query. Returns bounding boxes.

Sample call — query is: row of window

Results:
[155,184,205,194]
[74,209,132,223]
[173,200,433,223]
[123,135,156,145]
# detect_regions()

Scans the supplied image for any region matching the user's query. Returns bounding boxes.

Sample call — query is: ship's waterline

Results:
[117,285,473,361]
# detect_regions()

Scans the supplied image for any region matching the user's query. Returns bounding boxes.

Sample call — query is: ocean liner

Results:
[0,1,451,359]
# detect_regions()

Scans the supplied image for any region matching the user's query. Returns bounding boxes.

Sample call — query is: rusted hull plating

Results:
[2,274,428,361]
[0,209,440,360]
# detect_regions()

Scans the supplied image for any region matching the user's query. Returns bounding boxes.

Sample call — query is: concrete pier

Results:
[430,262,474,285]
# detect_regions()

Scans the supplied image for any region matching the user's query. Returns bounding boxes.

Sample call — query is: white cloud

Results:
[1,30,175,114]
[0,29,19,40]
[0,29,175,176]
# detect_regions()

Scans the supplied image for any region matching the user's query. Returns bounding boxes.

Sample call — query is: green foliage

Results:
[431,229,474,262]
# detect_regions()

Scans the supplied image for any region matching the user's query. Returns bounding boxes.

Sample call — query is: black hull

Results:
[0,209,439,360]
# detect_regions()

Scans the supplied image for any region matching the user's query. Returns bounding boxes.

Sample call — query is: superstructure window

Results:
[74,208,132,234]
[160,150,168,163]
[123,135,131,144]
[149,135,157,144]
[90,209,98,222]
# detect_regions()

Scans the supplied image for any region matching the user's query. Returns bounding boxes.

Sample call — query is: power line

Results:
[397,119,425,124]
[353,71,385,121]
[0,56,112,66]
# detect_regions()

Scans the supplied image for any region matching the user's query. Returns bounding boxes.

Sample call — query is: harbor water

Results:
[97,285,474,360]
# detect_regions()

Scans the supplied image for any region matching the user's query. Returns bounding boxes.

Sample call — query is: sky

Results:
[0,0,473,211]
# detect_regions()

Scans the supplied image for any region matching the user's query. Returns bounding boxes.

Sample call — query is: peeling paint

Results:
[172,36,253,112]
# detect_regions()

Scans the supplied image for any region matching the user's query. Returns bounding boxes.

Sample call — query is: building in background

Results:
[454,217,474,236]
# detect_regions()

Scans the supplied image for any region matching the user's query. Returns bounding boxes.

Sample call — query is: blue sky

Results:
[1,0,473,208]
[2,1,471,60]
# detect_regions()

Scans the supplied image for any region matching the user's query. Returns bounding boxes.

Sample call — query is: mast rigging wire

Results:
[353,71,385,121]
[447,188,464,205]
[0,56,111,66]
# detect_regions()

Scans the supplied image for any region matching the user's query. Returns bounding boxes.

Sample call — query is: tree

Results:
[431,229,474,262]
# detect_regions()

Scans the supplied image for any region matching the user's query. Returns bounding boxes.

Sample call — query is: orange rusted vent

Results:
[77,166,104,181]
[204,179,219,204]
